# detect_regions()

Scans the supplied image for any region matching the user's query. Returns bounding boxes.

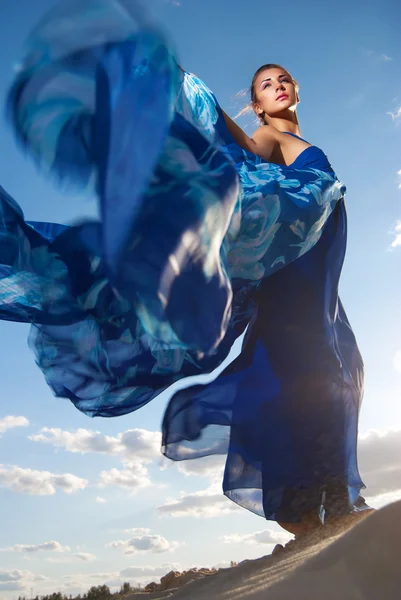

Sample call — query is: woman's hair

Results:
[237,63,298,125]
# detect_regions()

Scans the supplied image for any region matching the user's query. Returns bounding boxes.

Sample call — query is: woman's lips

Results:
[276,94,289,101]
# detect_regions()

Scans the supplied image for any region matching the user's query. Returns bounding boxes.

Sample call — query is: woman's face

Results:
[253,67,298,120]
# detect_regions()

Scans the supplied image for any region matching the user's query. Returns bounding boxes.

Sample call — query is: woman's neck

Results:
[266,112,301,136]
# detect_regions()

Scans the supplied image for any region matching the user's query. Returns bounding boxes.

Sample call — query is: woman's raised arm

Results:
[221,110,277,161]
[178,65,277,162]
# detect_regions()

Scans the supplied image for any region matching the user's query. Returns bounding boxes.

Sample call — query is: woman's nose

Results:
[276,82,285,91]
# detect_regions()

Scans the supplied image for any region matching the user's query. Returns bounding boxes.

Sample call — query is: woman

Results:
[0,0,369,537]
[221,65,312,166]
[168,64,370,536]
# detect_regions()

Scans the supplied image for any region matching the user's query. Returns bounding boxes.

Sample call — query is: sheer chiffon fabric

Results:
[0,0,366,521]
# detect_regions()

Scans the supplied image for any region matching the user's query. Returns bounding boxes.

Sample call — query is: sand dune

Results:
[127,500,401,599]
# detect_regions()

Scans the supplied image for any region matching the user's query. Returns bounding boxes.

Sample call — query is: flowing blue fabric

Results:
[0,0,367,521]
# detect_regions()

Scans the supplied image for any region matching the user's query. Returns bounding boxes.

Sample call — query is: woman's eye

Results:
[262,77,291,90]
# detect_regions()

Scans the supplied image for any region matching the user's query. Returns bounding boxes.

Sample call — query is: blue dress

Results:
[0,0,367,522]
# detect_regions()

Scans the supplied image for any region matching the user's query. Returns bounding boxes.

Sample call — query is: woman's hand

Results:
[178,65,277,162]
[222,110,277,161]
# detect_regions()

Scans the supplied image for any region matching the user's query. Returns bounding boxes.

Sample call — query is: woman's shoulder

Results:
[251,126,311,167]
[251,126,308,146]
[251,125,280,143]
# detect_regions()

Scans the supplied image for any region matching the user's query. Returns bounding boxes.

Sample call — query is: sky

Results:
[0,0,400,597]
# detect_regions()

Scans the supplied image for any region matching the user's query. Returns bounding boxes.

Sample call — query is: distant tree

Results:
[86,585,112,600]
[120,582,133,594]
[41,593,64,600]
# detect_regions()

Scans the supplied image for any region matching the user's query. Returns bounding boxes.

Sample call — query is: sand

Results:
[127,500,401,599]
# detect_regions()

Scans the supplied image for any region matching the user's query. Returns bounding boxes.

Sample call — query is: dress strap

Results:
[283,131,309,143]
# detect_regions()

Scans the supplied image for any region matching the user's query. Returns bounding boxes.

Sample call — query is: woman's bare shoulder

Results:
[251,125,279,141]
[251,126,293,145]
[248,126,281,161]
[252,127,312,166]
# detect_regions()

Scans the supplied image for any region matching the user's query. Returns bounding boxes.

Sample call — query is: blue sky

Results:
[0,0,400,596]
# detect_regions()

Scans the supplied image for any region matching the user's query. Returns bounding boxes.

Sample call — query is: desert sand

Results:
[127,500,401,599]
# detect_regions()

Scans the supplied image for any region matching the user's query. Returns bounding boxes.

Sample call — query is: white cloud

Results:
[74,553,96,562]
[120,564,179,579]
[359,429,401,499]
[45,557,78,565]
[98,462,152,493]
[389,221,401,249]
[387,106,401,121]
[0,569,43,592]
[0,465,88,495]
[107,531,180,555]
[46,557,74,564]
[124,528,151,535]
[0,415,29,434]
[29,427,162,495]
[29,427,161,464]
[220,529,290,546]
[87,572,118,580]
[95,496,106,504]
[175,455,226,481]
[46,551,96,565]
[363,49,393,62]
[158,485,240,518]
[106,540,126,549]
[52,473,88,494]
[1,541,70,554]
[0,570,28,582]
